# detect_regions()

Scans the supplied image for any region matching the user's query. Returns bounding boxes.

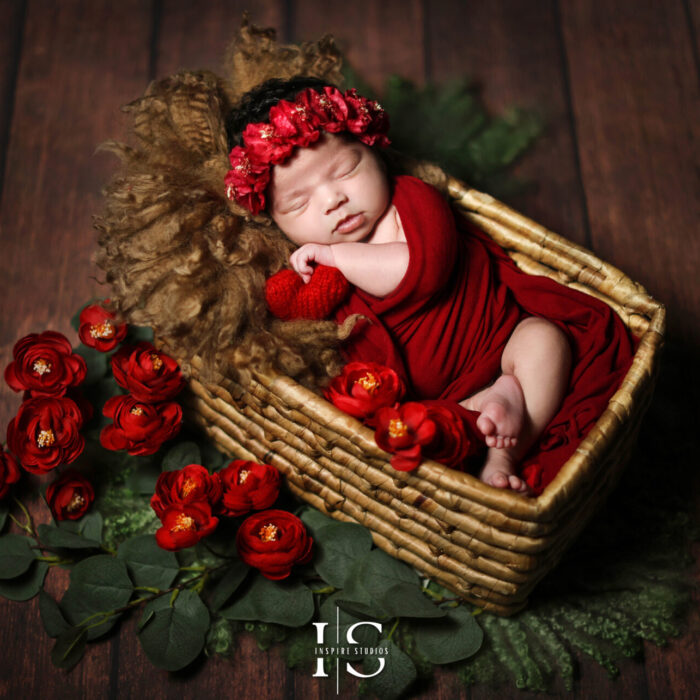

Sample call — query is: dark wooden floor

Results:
[1,1,698,698]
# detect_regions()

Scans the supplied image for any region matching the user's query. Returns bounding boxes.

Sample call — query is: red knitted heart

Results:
[265,265,351,320]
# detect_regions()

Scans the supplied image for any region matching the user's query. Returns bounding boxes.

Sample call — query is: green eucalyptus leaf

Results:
[138,589,210,671]
[298,506,336,536]
[0,560,48,601]
[314,523,372,588]
[117,534,179,590]
[37,524,101,550]
[51,626,87,671]
[40,591,72,637]
[0,534,37,579]
[412,604,484,664]
[73,345,109,385]
[334,557,387,620]
[219,574,314,627]
[72,511,104,543]
[0,502,8,531]
[209,560,250,611]
[336,549,421,620]
[319,595,381,659]
[380,582,446,619]
[362,638,417,700]
[161,442,201,472]
[60,555,133,640]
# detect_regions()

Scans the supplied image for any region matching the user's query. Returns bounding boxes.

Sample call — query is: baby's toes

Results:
[485,435,497,448]
[477,413,497,437]
[488,472,510,489]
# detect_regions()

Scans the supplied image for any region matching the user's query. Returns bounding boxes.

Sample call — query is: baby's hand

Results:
[289,243,336,283]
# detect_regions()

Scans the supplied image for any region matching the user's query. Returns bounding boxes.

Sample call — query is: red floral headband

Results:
[224,86,390,214]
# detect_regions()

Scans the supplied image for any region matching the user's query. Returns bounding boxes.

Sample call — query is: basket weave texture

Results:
[177,171,664,616]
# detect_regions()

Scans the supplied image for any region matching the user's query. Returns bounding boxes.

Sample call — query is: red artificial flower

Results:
[150,464,222,519]
[325,362,405,426]
[4,331,86,397]
[155,502,219,551]
[111,342,185,403]
[217,460,281,517]
[7,396,85,474]
[78,301,127,352]
[374,402,437,472]
[236,509,313,580]
[100,394,182,456]
[422,405,473,469]
[0,448,21,499]
[46,470,94,521]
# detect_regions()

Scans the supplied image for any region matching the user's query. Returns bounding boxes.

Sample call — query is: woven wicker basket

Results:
[177,171,664,616]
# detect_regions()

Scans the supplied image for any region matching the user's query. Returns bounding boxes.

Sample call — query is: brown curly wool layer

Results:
[94,20,358,389]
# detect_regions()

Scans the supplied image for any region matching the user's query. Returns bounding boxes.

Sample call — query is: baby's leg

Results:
[461,316,571,493]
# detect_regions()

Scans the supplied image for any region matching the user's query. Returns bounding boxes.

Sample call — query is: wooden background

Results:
[0,0,698,697]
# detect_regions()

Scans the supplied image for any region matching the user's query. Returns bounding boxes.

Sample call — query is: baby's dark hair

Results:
[225,76,333,150]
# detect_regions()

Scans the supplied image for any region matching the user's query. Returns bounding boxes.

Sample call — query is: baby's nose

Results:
[325,190,348,214]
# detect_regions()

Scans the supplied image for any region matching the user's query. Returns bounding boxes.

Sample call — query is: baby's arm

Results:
[290,241,409,298]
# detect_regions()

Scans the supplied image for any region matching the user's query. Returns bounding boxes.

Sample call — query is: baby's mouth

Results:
[334,213,364,234]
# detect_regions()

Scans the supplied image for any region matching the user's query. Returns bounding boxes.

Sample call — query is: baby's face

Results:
[269,133,390,247]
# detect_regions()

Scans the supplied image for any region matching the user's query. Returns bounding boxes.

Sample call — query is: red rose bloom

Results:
[7,396,85,474]
[155,502,219,551]
[325,362,405,427]
[236,510,313,580]
[422,405,473,469]
[78,301,127,352]
[0,448,21,499]
[374,403,437,472]
[100,394,182,456]
[150,464,222,519]
[111,342,185,403]
[46,470,94,520]
[217,460,281,517]
[4,331,86,397]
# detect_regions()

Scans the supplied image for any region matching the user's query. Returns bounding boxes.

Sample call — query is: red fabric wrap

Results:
[335,176,636,494]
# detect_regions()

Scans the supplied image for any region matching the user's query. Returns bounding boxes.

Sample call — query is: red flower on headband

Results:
[5,331,86,397]
[225,86,390,215]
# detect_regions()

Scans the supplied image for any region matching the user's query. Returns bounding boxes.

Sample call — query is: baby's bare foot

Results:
[479,449,531,495]
[474,375,525,448]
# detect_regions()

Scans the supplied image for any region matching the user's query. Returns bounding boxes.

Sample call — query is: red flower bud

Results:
[4,331,86,397]
[46,470,94,520]
[217,460,281,517]
[236,510,313,580]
